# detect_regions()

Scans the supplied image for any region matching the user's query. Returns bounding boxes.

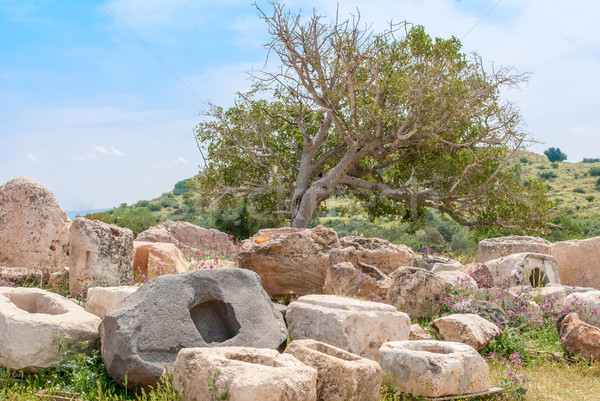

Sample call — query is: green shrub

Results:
[583,158,600,163]
[160,197,178,208]
[519,157,529,164]
[572,188,585,194]
[551,162,559,169]
[147,203,161,211]
[173,179,191,195]
[135,200,150,207]
[539,171,557,180]
[589,167,600,176]
[544,147,567,162]
[586,196,595,202]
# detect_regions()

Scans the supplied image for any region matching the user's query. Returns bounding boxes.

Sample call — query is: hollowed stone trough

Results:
[173,347,317,401]
[379,340,490,399]
[0,287,101,371]
[100,268,288,390]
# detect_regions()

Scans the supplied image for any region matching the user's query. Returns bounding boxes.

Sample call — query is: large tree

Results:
[193,4,553,231]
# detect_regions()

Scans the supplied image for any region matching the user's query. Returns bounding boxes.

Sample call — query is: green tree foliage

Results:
[589,167,600,177]
[582,158,600,163]
[173,179,191,195]
[192,4,553,233]
[85,208,159,237]
[543,147,567,162]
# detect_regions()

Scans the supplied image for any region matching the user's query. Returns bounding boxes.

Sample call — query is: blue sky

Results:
[2,0,599,210]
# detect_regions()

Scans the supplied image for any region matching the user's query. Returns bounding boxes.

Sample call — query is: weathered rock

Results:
[68,218,133,295]
[0,267,48,286]
[136,219,234,261]
[435,270,478,294]
[450,298,506,327]
[100,268,287,390]
[85,286,139,318]
[0,287,100,370]
[379,340,490,398]
[478,236,551,263]
[430,314,501,351]
[409,324,433,341]
[431,259,463,273]
[132,241,190,281]
[323,261,389,300]
[273,302,288,322]
[418,255,460,271]
[48,267,69,292]
[563,291,600,327]
[338,236,414,275]
[0,177,70,271]
[173,347,317,401]
[551,237,600,289]
[557,312,600,361]
[386,267,448,319]
[482,252,560,289]
[285,339,382,401]
[286,294,410,360]
[237,226,340,297]
[531,284,568,315]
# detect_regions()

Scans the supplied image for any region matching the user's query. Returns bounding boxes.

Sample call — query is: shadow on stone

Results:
[189,300,240,344]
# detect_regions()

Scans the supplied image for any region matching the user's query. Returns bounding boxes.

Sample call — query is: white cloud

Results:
[110,147,125,156]
[95,146,109,154]
[27,153,39,163]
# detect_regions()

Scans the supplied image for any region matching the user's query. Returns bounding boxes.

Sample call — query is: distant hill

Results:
[66,208,112,220]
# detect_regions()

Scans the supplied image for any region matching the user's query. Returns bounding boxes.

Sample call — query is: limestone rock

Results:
[450,298,506,327]
[285,339,382,401]
[551,237,600,289]
[430,314,501,351]
[557,312,600,361]
[338,236,414,275]
[68,218,133,295]
[531,284,568,315]
[85,286,139,318]
[563,291,600,327]
[173,347,317,401]
[136,219,234,261]
[48,267,69,292]
[0,287,100,370]
[431,259,463,273]
[379,340,490,398]
[286,294,410,360]
[0,177,70,271]
[132,241,190,281]
[323,261,389,300]
[100,268,287,390]
[237,226,340,297]
[435,270,478,294]
[0,267,47,286]
[482,252,560,289]
[419,255,459,271]
[409,324,433,341]
[478,236,551,263]
[386,267,448,319]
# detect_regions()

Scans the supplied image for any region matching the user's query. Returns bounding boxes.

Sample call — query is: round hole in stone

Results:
[7,293,68,315]
[189,300,240,344]
[529,267,549,288]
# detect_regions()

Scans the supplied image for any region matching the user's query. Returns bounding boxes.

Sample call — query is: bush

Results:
[147,203,161,211]
[135,200,150,207]
[173,179,191,195]
[551,162,559,169]
[544,147,567,162]
[583,158,600,163]
[539,171,557,180]
[589,167,600,176]
[160,197,178,208]
[572,188,585,194]
[519,157,529,164]
[586,196,595,202]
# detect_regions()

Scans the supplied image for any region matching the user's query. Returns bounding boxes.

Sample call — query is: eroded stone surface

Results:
[136,219,234,262]
[85,286,139,318]
[379,340,490,398]
[557,312,600,361]
[237,226,340,297]
[0,267,47,286]
[435,270,478,294]
[409,324,433,341]
[287,295,410,360]
[323,261,389,300]
[132,241,190,281]
[478,236,551,264]
[173,347,317,401]
[430,314,501,351]
[563,291,600,327]
[338,236,414,275]
[0,287,100,370]
[285,339,382,401]
[386,267,448,319]
[100,268,287,390]
[552,237,600,289]
[68,218,133,295]
[0,177,70,271]
[482,253,560,289]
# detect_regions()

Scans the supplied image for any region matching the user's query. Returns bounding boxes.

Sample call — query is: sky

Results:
[1,0,599,211]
